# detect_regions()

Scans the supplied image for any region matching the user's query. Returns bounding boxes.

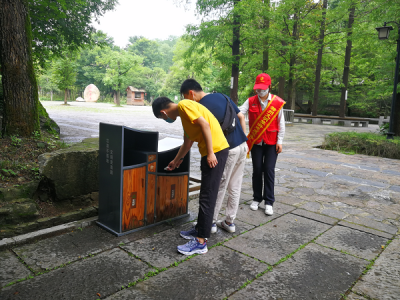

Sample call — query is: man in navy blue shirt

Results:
[180,79,248,234]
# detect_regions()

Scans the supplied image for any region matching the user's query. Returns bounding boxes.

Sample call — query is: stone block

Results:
[344,215,398,234]
[352,238,400,300]
[0,250,32,288]
[122,219,254,269]
[312,118,322,124]
[0,181,39,203]
[224,214,331,264]
[229,243,368,300]
[38,138,99,201]
[106,246,267,300]
[291,209,338,225]
[90,191,99,202]
[338,221,394,239]
[315,226,388,260]
[1,199,39,225]
[0,248,152,299]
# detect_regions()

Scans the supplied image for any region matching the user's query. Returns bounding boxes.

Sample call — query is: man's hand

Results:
[166,160,178,171]
[276,144,283,154]
[207,152,218,168]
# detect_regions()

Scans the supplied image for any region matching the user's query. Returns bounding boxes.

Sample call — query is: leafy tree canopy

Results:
[29,0,118,66]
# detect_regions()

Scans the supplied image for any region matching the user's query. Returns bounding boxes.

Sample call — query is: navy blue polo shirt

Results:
[200,93,248,149]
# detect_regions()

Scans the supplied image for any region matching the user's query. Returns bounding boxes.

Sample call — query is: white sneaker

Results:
[250,201,260,211]
[216,220,236,233]
[265,205,273,216]
[210,223,217,234]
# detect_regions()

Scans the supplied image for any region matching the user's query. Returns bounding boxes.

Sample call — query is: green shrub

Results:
[322,132,400,159]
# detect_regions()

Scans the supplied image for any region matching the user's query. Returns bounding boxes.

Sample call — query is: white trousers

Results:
[212,141,248,224]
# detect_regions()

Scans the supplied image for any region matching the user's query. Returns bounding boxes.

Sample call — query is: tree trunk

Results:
[230,0,241,105]
[116,90,121,106]
[0,0,40,136]
[64,88,68,105]
[339,2,355,118]
[312,0,328,116]
[286,13,298,110]
[278,76,285,99]
[287,55,296,110]
[395,91,400,137]
[50,89,53,101]
[262,0,270,73]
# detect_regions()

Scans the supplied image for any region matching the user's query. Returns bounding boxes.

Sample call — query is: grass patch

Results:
[321,132,400,159]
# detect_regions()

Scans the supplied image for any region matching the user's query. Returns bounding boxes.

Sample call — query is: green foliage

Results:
[322,132,400,159]
[51,50,78,96]
[29,0,118,67]
[10,136,22,147]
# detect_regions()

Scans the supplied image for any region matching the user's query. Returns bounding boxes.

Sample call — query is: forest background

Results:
[2,0,400,120]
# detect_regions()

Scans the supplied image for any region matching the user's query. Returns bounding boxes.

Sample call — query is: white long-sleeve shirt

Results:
[239,93,285,145]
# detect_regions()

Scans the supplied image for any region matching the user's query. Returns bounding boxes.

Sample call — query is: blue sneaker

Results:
[177,238,208,255]
[180,226,198,240]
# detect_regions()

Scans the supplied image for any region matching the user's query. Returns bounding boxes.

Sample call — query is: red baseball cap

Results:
[253,73,271,90]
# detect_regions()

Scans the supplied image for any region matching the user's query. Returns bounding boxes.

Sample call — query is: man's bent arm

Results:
[195,117,218,168]
[167,136,194,170]
[237,112,247,135]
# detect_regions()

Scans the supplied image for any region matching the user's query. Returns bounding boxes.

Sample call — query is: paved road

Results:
[0,101,399,299]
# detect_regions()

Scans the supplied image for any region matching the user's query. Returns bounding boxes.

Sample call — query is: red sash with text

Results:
[246,95,285,155]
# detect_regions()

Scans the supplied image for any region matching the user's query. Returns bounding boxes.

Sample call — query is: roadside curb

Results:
[0,216,98,251]
[0,191,201,251]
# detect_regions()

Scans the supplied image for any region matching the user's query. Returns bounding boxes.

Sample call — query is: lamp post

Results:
[376,22,400,139]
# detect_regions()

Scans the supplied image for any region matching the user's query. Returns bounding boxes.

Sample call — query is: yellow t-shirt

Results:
[178,100,229,157]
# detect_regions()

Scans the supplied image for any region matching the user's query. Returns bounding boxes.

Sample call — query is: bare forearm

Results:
[238,112,247,135]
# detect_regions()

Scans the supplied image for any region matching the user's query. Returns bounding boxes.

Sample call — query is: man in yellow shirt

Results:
[152,97,229,255]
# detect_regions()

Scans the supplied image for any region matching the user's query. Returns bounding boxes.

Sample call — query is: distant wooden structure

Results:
[126,86,146,106]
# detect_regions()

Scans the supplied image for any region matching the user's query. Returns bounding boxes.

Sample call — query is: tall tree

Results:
[339,1,356,118]
[96,49,141,106]
[0,0,40,136]
[183,0,243,104]
[51,51,78,105]
[312,0,328,116]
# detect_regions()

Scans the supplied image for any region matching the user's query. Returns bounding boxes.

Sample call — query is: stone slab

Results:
[293,167,330,178]
[338,221,394,239]
[0,238,16,250]
[0,248,153,300]
[224,214,331,265]
[346,292,369,300]
[13,223,172,272]
[121,220,254,269]
[321,208,348,219]
[276,195,305,206]
[344,216,398,235]
[234,202,295,227]
[229,243,368,300]
[291,209,338,225]
[352,238,400,300]
[105,246,267,300]
[234,204,280,226]
[0,250,32,288]
[315,226,388,260]
[389,185,400,193]
[330,175,388,188]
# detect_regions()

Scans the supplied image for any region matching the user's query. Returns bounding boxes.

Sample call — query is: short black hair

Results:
[180,79,203,96]
[152,97,173,118]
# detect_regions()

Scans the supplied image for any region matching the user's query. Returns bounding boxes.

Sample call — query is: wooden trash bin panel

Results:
[122,166,146,231]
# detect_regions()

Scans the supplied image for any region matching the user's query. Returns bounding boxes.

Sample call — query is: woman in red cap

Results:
[239,73,286,216]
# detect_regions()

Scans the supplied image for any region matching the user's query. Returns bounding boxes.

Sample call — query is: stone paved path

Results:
[0,101,399,299]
